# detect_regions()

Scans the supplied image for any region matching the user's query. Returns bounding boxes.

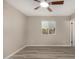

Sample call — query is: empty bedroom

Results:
[3,0,75,59]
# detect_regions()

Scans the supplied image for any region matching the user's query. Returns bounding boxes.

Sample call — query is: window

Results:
[41,21,56,34]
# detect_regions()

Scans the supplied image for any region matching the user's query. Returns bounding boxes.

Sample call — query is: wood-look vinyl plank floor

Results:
[9,46,75,59]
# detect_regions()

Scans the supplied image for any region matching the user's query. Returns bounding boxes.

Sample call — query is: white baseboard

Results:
[4,45,27,59]
[25,45,71,47]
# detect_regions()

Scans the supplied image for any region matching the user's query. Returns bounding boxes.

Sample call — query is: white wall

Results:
[26,16,71,46]
[3,1,28,58]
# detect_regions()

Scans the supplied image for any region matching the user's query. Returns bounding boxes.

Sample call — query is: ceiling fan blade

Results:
[34,0,40,2]
[34,6,40,10]
[49,1,64,5]
[47,7,52,12]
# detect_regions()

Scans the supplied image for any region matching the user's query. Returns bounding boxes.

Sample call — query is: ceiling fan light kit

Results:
[40,1,49,8]
[34,0,64,12]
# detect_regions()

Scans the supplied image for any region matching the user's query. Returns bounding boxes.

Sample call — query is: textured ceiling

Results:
[5,0,75,16]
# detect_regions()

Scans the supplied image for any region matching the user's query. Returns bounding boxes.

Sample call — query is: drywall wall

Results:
[3,1,28,58]
[26,16,71,46]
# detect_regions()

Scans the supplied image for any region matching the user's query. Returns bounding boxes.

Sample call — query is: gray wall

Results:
[3,1,28,58]
[26,16,71,46]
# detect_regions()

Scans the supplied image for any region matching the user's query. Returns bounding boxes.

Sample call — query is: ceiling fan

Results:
[34,0,64,12]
